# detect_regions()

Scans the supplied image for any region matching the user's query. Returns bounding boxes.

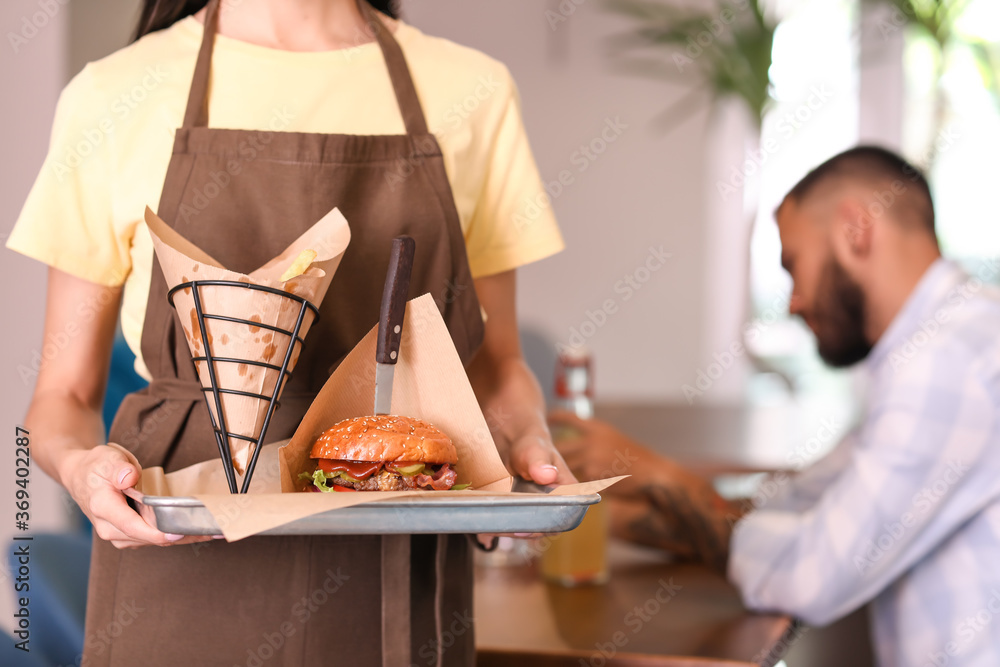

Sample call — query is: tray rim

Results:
[138,492,603,509]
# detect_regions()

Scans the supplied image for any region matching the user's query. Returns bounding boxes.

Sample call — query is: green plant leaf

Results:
[604,0,777,130]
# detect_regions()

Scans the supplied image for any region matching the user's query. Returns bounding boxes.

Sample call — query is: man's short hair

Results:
[783,145,935,235]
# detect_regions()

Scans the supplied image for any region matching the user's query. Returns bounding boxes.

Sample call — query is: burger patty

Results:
[329,470,414,491]
[324,463,459,491]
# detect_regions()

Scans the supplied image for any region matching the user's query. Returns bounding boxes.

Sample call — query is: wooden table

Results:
[475,540,795,667]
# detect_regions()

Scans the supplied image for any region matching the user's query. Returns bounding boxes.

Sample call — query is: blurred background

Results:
[1,0,998,663]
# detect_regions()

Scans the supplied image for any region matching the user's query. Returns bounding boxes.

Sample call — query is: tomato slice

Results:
[318,459,381,480]
[331,485,357,493]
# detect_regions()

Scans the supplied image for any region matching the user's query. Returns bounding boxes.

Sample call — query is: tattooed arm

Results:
[550,411,747,574]
[615,476,747,574]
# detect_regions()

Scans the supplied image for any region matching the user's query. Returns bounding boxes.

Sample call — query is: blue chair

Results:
[101,329,149,436]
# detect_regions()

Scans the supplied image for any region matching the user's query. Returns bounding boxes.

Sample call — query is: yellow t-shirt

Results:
[7,17,563,380]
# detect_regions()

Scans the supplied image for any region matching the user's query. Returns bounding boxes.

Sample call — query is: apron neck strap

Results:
[182,0,220,128]
[182,0,430,136]
[356,0,429,135]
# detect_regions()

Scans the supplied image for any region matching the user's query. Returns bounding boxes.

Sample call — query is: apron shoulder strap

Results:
[357,1,430,136]
[182,0,221,129]
[183,0,430,136]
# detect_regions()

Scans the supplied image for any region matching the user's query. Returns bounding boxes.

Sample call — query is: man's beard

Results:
[812,255,873,367]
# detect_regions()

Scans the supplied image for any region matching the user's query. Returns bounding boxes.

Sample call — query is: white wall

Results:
[405,0,715,402]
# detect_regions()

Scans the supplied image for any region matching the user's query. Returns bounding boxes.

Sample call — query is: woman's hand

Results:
[28,268,210,549]
[469,271,576,487]
[505,429,576,487]
[60,443,207,548]
[548,410,676,497]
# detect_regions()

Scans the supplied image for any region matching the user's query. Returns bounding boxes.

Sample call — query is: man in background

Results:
[551,146,1000,666]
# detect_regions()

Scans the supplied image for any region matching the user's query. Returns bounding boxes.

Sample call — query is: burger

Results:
[300,415,468,492]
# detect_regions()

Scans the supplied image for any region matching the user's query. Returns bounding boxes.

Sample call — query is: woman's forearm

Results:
[468,270,574,485]
[26,388,106,488]
[28,268,121,489]
[470,355,550,456]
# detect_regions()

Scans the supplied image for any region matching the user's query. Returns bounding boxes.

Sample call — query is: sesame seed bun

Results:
[309,415,457,464]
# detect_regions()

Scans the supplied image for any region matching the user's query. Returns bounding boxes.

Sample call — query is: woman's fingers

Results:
[104,442,143,489]
[510,434,577,485]
[94,503,214,549]
[81,443,140,497]
[511,434,557,483]
[89,486,178,545]
[74,444,210,549]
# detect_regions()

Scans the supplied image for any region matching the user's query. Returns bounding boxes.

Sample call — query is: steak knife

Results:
[374,236,416,415]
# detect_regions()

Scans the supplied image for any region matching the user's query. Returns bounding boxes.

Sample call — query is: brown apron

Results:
[88,1,485,664]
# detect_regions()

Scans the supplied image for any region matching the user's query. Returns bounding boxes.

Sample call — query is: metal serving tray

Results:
[130,488,601,536]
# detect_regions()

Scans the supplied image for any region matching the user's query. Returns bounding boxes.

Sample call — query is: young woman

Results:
[8,0,573,663]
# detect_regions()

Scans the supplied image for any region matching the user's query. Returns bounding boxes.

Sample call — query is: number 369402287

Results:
[15,427,30,522]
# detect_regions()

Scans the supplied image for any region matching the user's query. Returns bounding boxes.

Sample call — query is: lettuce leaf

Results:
[297,469,338,492]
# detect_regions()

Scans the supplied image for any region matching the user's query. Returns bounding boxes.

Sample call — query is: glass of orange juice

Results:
[539,496,609,586]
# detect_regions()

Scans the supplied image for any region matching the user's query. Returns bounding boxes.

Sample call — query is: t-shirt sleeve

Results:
[6,64,131,286]
[462,74,564,278]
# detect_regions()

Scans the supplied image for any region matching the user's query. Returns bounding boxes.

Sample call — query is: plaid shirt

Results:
[729,258,1000,667]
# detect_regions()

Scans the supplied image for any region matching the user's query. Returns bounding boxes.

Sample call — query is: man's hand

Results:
[548,410,745,574]
[548,410,674,496]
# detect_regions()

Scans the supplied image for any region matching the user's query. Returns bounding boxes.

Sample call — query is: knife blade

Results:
[374,236,416,415]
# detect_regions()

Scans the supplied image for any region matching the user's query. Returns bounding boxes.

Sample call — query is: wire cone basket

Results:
[168,279,320,493]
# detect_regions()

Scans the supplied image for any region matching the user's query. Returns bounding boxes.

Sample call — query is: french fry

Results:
[280,249,318,282]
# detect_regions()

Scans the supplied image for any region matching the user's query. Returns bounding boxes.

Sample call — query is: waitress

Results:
[8,0,573,664]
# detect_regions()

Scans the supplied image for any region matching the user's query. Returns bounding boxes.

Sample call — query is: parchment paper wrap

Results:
[135,294,625,540]
[144,206,351,474]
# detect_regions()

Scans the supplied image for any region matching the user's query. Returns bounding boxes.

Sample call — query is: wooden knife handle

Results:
[376,236,416,365]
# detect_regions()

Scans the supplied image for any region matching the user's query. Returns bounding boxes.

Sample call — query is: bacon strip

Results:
[415,463,457,490]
